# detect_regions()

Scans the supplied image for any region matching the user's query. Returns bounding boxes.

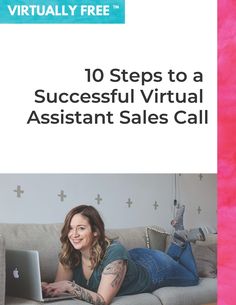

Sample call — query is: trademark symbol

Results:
[113,5,120,9]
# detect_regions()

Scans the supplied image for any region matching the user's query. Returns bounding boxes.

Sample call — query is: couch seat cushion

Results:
[6,293,162,305]
[152,277,217,305]
[5,296,88,305]
[112,293,162,305]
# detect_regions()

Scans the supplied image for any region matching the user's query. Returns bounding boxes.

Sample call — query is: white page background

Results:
[0,0,217,173]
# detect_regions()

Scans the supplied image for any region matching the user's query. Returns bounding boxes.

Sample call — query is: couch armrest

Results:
[0,234,5,305]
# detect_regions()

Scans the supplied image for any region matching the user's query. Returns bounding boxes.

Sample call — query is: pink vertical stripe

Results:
[218,0,236,304]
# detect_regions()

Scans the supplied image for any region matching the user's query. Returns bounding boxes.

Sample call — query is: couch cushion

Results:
[0,223,63,282]
[106,227,148,250]
[152,277,217,305]
[145,227,168,252]
[6,293,162,305]
[191,243,217,278]
[5,296,88,305]
[112,293,162,305]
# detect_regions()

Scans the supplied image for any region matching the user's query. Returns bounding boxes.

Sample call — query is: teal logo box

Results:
[0,0,125,23]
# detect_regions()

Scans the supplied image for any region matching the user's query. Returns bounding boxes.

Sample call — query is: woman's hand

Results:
[41,282,49,297]
[42,281,71,297]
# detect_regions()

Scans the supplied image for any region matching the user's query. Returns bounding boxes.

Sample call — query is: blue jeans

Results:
[128,242,199,290]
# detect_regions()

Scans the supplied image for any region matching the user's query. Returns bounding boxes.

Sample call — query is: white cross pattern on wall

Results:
[58,190,67,202]
[13,185,24,198]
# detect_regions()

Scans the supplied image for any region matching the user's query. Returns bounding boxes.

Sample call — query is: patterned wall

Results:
[0,174,216,231]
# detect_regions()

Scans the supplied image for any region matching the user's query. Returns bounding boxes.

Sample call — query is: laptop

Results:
[6,249,75,302]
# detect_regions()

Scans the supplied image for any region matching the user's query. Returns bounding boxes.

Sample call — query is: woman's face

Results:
[68,213,96,253]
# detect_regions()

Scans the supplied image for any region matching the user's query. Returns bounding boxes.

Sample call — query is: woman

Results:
[43,205,205,305]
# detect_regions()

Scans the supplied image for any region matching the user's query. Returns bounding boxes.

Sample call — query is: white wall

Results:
[0,174,216,232]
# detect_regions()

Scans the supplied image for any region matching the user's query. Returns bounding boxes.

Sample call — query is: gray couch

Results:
[0,223,217,305]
